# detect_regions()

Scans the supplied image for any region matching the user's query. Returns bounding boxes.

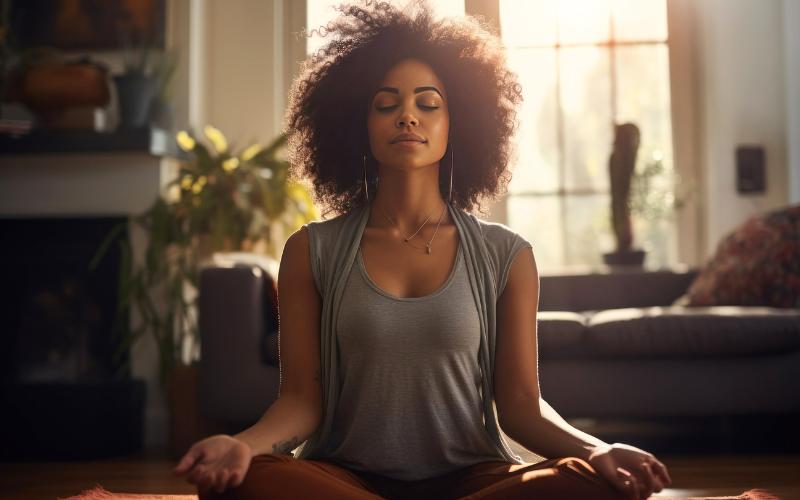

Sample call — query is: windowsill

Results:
[539,262,697,277]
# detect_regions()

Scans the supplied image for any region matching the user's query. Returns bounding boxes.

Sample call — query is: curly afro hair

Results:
[283,0,523,218]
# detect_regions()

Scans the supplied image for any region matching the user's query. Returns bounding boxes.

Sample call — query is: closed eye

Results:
[376,104,440,113]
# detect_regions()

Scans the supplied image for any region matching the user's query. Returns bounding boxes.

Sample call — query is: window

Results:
[303,0,677,272]
[500,0,676,272]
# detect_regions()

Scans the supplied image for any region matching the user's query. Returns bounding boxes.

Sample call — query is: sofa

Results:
[197,258,800,452]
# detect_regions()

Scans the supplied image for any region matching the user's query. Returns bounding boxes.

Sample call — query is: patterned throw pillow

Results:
[686,203,800,308]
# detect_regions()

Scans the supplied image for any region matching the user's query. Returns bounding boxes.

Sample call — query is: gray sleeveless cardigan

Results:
[294,201,529,464]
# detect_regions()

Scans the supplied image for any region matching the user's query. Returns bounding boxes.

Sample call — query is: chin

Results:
[383,158,437,170]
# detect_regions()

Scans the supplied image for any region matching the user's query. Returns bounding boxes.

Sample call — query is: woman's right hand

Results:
[173,434,253,494]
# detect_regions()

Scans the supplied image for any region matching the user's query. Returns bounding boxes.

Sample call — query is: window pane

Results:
[612,0,668,42]
[558,0,610,45]
[616,44,677,270]
[508,195,564,272]
[615,44,673,172]
[560,47,612,191]
[634,216,678,270]
[306,0,337,56]
[499,0,557,47]
[306,0,465,55]
[564,193,613,268]
[506,48,559,194]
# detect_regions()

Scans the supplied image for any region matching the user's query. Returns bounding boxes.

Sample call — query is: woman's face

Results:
[367,58,450,171]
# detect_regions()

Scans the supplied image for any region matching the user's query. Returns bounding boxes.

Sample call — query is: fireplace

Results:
[0,128,180,457]
[0,216,145,460]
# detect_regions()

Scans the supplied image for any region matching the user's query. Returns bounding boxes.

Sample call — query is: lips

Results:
[390,133,426,144]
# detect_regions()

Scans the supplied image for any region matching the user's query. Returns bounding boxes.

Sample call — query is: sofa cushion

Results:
[537,311,590,359]
[582,306,800,359]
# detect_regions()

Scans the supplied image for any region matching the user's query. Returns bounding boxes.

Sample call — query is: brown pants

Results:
[198,453,630,500]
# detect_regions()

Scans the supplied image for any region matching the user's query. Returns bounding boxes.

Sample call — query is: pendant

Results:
[426,245,431,254]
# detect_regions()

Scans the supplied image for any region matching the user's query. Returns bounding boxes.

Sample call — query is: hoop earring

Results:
[448,143,454,203]
[363,154,369,203]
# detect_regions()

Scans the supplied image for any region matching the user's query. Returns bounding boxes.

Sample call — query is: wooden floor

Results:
[1,450,798,500]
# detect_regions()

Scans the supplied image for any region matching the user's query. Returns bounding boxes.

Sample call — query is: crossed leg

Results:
[450,457,631,500]
[197,453,382,500]
[198,454,628,500]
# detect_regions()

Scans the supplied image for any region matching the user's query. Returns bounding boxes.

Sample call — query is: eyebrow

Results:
[373,86,444,99]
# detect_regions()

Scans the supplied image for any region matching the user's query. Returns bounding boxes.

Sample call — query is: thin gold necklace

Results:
[377,201,447,255]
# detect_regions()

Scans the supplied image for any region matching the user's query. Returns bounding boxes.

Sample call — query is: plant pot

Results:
[113,73,158,129]
[21,62,110,128]
[602,248,647,267]
[149,96,175,131]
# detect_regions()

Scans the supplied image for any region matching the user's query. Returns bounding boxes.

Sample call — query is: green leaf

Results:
[88,222,126,272]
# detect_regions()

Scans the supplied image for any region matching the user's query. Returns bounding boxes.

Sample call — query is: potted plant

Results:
[603,123,697,269]
[91,125,319,455]
[148,48,178,130]
[113,31,175,129]
[628,149,698,265]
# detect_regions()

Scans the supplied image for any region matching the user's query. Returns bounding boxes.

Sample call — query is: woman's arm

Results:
[233,394,321,456]
[236,226,324,456]
[493,245,607,460]
[499,395,609,461]
[494,245,671,499]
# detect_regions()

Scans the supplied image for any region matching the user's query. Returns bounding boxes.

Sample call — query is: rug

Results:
[58,485,198,500]
[59,484,780,499]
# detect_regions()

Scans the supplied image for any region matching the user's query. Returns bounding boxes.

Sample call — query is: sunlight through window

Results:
[499,0,675,272]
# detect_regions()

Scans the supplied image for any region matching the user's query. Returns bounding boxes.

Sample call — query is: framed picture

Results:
[8,0,166,50]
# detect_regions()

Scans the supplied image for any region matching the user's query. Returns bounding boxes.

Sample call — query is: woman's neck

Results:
[366,161,452,230]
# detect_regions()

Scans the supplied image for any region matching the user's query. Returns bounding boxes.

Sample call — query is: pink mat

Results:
[60,484,781,499]
[59,485,198,500]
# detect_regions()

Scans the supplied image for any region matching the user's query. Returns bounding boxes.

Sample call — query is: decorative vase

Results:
[149,95,175,131]
[606,122,647,267]
[113,73,158,129]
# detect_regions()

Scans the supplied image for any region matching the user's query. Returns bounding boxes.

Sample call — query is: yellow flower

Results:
[203,125,228,153]
[241,143,263,162]
[180,175,193,190]
[222,157,240,172]
[192,182,203,194]
[166,184,181,204]
[197,175,208,186]
[176,131,195,151]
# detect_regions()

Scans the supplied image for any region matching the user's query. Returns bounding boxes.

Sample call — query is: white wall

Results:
[785,0,800,204]
[203,0,284,145]
[692,0,790,258]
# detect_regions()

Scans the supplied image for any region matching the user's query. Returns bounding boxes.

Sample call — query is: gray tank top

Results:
[317,239,508,480]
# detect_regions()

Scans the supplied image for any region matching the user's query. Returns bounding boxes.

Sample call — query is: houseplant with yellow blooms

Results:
[92,125,319,388]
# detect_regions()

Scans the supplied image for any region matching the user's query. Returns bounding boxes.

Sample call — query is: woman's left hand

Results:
[587,442,672,499]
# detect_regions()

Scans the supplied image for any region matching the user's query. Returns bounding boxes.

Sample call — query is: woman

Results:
[174,1,672,498]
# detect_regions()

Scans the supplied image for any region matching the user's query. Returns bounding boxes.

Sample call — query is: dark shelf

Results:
[0,126,182,157]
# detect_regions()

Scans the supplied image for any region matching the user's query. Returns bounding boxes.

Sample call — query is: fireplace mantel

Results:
[1,127,181,217]
[0,127,180,156]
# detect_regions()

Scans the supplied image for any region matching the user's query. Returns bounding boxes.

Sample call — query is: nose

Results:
[396,112,418,128]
